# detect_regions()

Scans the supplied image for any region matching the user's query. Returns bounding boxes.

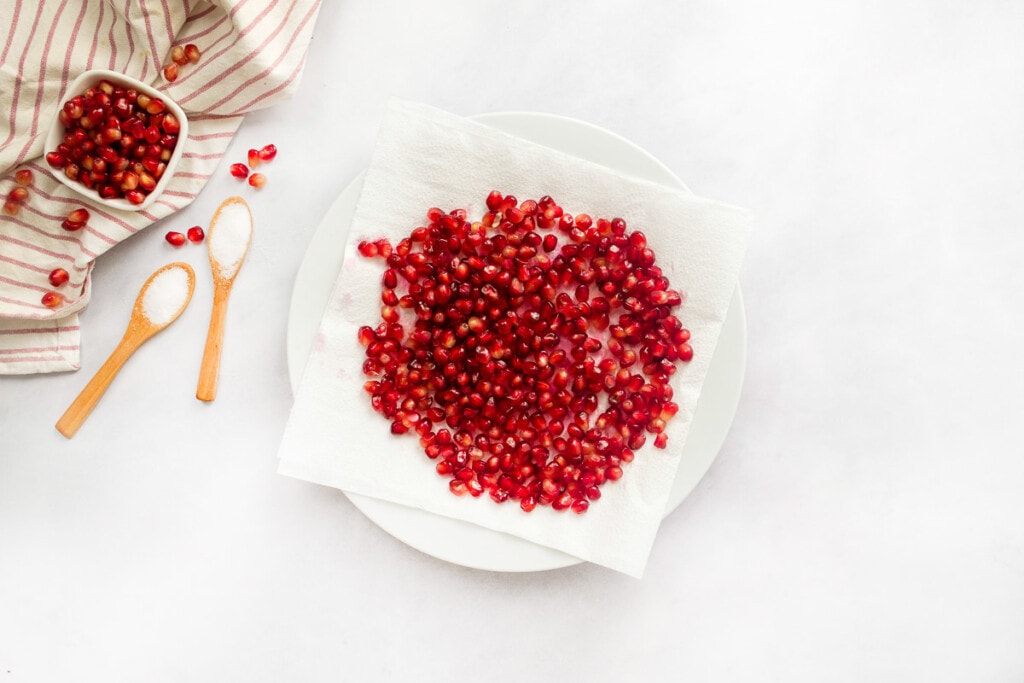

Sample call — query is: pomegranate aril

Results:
[41,292,64,308]
[248,173,266,188]
[165,231,186,246]
[247,148,261,168]
[229,163,249,179]
[184,43,201,63]
[144,97,165,115]
[162,115,180,135]
[138,171,157,192]
[163,63,179,82]
[258,144,277,161]
[120,171,139,191]
[187,226,205,243]
[8,187,28,203]
[49,268,70,287]
[3,200,20,215]
[14,169,33,186]
[486,190,503,211]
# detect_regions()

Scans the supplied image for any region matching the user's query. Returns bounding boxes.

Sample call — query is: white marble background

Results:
[2,1,1022,680]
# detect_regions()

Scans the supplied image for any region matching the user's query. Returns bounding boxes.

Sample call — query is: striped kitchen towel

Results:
[0,0,321,374]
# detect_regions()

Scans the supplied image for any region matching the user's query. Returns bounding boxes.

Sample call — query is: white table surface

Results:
[3,1,1023,680]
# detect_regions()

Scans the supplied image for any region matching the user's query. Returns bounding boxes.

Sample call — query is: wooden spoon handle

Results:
[56,334,139,438]
[196,284,230,402]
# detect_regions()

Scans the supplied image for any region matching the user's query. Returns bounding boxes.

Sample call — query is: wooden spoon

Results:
[56,262,196,439]
[196,196,253,402]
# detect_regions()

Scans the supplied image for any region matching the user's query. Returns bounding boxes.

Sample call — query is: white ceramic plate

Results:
[286,112,746,572]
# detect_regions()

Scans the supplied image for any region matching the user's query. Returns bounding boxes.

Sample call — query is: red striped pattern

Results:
[0,0,322,374]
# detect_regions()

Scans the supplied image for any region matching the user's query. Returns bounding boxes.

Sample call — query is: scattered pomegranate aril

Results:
[15,169,33,186]
[229,163,249,179]
[61,218,84,232]
[49,268,70,287]
[41,291,63,308]
[165,231,186,246]
[170,45,187,66]
[184,43,201,64]
[3,200,20,215]
[247,148,260,168]
[257,144,277,161]
[247,172,266,188]
[356,191,693,513]
[187,225,205,243]
[163,63,179,82]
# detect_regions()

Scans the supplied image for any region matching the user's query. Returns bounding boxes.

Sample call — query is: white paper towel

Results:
[277,99,750,577]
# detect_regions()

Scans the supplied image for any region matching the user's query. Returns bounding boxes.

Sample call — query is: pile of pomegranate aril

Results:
[357,191,692,515]
[45,79,180,205]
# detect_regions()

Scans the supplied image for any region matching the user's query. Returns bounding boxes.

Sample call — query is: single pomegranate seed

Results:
[170,45,187,66]
[41,291,64,308]
[162,63,179,82]
[14,169,33,186]
[61,218,83,231]
[187,226,205,243]
[162,114,180,135]
[165,231,186,246]
[258,144,277,161]
[8,187,28,203]
[49,268,70,287]
[248,172,266,188]
[571,498,589,514]
[184,43,201,63]
[138,171,157,192]
[247,148,261,168]
[67,208,90,224]
[3,200,20,215]
[229,163,249,179]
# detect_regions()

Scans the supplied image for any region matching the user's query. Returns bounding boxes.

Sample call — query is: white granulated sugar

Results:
[209,201,252,280]
[142,266,190,326]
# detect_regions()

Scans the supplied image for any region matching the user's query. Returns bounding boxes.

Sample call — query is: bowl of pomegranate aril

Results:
[44,69,188,212]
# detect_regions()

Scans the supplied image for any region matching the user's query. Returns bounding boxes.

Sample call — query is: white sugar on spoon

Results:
[196,196,253,402]
[141,265,192,326]
[208,198,252,280]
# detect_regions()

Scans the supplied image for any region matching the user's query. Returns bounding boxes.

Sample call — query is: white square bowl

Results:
[44,69,189,212]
